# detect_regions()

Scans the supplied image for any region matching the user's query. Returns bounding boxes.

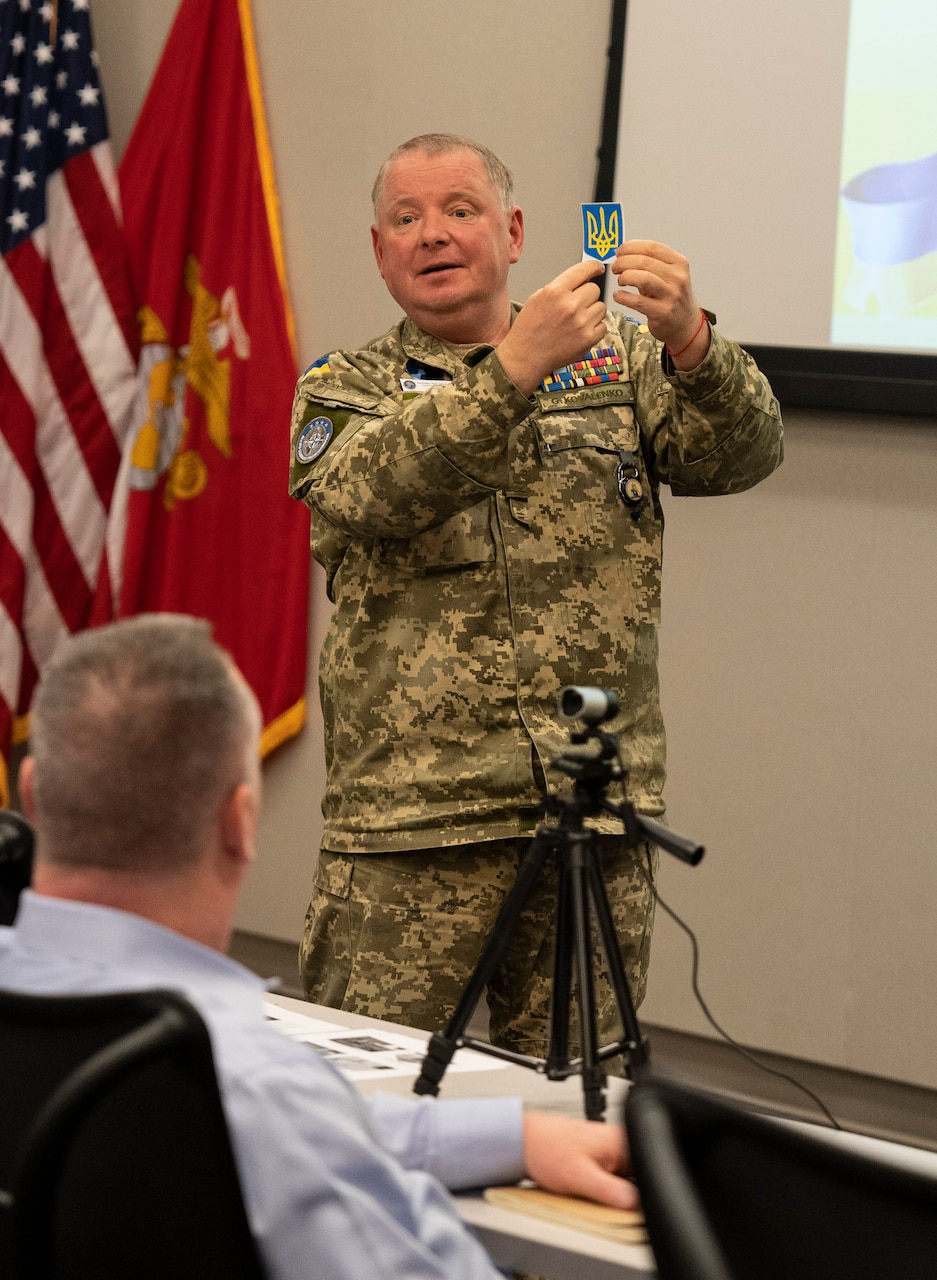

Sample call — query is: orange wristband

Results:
[666,309,708,359]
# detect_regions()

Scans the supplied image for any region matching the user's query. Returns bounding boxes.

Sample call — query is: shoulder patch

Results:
[303,354,333,377]
[296,415,334,464]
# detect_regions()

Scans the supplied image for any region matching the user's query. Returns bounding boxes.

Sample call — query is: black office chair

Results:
[0,809,34,926]
[624,1074,937,1280]
[0,987,266,1280]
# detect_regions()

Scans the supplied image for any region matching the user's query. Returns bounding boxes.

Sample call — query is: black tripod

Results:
[413,688,704,1120]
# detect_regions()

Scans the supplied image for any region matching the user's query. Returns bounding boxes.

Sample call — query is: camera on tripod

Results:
[558,685,620,726]
[552,687,625,794]
[414,682,705,1118]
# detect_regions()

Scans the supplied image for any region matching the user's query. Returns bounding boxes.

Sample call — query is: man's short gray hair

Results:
[28,614,260,875]
[371,133,515,213]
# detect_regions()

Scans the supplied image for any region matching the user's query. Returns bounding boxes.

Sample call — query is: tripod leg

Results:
[414,827,555,1096]
[545,848,575,1072]
[585,851,649,1075]
[568,837,607,1120]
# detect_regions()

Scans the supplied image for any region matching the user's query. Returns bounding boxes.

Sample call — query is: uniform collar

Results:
[400,306,522,374]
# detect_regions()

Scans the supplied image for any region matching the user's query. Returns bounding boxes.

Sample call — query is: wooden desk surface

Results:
[266,991,656,1280]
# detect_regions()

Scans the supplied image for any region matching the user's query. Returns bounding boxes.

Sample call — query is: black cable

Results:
[635,848,842,1130]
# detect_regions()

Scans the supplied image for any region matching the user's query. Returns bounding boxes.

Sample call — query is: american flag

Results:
[0,0,138,801]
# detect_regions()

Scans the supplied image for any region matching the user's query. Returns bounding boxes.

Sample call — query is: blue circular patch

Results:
[296,416,333,464]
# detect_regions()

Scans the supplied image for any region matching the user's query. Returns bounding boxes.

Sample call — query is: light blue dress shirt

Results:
[0,893,526,1280]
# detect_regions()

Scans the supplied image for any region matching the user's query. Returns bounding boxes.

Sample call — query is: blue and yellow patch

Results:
[582,203,623,262]
[303,354,332,377]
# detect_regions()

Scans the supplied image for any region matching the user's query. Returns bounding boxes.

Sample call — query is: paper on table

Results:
[264,1000,508,1081]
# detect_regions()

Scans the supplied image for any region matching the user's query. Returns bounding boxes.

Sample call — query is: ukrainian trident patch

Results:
[581,203,623,263]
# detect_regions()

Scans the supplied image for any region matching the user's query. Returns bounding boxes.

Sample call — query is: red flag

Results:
[111,0,309,757]
[0,0,139,804]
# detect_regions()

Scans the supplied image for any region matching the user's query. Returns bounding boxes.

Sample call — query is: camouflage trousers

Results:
[299,834,657,1059]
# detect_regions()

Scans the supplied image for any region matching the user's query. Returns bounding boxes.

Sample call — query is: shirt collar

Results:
[11,891,268,1003]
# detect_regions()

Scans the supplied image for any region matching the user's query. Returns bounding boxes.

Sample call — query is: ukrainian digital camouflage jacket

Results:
[289,310,783,853]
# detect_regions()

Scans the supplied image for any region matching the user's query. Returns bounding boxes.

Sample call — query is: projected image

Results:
[832,0,937,351]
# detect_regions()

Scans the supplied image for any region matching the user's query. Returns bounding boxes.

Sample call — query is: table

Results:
[266,991,656,1280]
[267,990,937,1277]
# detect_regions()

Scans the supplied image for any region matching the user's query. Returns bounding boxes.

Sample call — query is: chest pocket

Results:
[535,398,643,510]
[536,367,637,449]
[376,498,495,573]
[530,397,661,625]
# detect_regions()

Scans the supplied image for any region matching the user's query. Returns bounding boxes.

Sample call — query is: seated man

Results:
[0,614,636,1280]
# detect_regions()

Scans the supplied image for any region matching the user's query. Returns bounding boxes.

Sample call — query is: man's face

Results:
[371,147,524,344]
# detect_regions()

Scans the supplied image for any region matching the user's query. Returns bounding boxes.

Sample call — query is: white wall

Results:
[650,410,937,1088]
[91,1,937,1090]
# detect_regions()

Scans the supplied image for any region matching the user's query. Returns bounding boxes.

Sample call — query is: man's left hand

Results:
[521,1111,638,1209]
[611,239,710,370]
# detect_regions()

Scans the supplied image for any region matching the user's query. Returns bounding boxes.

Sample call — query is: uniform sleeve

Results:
[289,348,537,541]
[619,317,784,495]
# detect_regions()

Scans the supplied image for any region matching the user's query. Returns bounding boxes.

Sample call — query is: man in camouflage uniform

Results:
[289,134,783,1057]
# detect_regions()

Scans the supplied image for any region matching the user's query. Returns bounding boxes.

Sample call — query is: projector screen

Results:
[613,0,937,414]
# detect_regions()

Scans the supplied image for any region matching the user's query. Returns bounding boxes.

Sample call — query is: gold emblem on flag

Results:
[128,255,251,509]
